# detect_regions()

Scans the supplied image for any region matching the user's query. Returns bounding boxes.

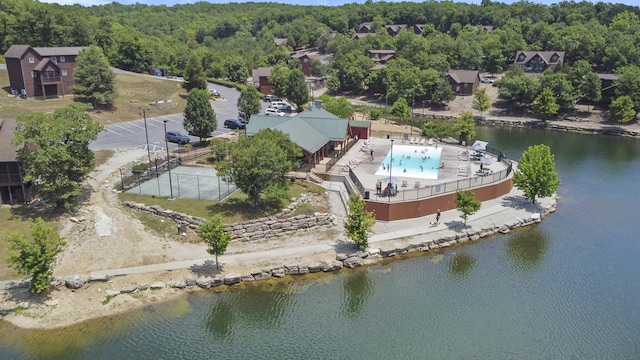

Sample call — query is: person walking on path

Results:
[435,209,441,225]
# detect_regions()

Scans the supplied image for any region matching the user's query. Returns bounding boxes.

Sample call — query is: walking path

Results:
[1,181,552,290]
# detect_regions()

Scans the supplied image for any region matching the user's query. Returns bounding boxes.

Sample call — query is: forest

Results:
[1,0,640,118]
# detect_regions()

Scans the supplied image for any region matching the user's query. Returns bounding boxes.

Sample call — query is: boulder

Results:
[174,281,187,289]
[88,274,110,282]
[241,274,255,282]
[120,285,138,294]
[64,275,88,289]
[272,269,286,278]
[224,273,241,285]
[308,262,322,273]
[185,278,196,287]
[196,277,212,289]
[150,282,165,289]
[44,299,59,307]
[211,276,224,287]
[253,272,272,281]
[105,290,120,297]
[343,257,364,268]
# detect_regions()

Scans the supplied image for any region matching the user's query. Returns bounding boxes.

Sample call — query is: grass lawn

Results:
[118,181,327,225]
[0,207,61,281]
[0,70,186,125]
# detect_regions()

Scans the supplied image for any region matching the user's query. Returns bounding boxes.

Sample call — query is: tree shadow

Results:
[501,195,534,210]
[332,239,355,255]
[3,281,58,304]
[205,197,283,220]
[189,259,223,277]
[444,219,470,231]
[9,204,64,222]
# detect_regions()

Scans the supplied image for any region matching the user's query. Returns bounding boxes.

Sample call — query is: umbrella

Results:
[379,176,401,185]
[480,157,493,165]
[471,140,488,151]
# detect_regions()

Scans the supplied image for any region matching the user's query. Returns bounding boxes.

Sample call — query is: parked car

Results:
[209,89,220,97]
[165,131,190,145]
[262,94,281,102]
[480,77,495,84]
[265,108,286,116]
[269,101,292,111]
[224,118,246,130]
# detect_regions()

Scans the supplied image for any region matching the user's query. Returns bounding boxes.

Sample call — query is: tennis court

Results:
[126,166,236,201]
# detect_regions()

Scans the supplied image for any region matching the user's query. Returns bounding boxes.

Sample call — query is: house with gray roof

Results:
[447,70,480,96]
[4,44,86,98]
[514,51,565,73]
[247,101,357,168]
[0,119,31,204]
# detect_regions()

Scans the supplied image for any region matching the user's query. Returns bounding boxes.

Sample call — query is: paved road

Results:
[90,80,272,151]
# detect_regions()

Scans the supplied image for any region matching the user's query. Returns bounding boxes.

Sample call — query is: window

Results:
[51,57,57,63]
[60,56,65,63]
[517,53,526,62]
[28,57,35,64]
[551,54,559,63]
[31,71,36,78]
[62,70,67,76]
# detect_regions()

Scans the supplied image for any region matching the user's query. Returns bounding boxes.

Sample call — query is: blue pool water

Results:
[374,144,442,179]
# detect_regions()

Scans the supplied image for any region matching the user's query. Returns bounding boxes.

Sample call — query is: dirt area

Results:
[0,147,343,329]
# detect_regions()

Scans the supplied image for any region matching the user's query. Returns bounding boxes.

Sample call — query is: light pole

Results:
[163,120,174,199]
[388,139,394,203]
[139,107,152,172]
[385,82,389,124]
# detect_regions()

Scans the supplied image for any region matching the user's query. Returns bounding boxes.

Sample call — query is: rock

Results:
[253,272,272,281]
[241,274,255,282]
[211,276,224,287]
[120,285,138,294]
[174,281,187,289]
[336,253,348,261]
[308,262,322,273]
[272,269,286,278]
[44,299,59,307]
[105,290,120,297]
[0,305,15,316]
[70,217,80,223]
[343,256,364,268]
[139,284,149,290]
[196,277,212,289]
[150,282,165,289]
[185,278,196,287]
[64,275,88,289]
[224,273,241,285]
[88,274,110,282]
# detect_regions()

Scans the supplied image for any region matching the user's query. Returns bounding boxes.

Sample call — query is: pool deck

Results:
[330,136,507,195]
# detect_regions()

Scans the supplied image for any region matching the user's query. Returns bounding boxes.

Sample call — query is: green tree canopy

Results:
[318,94,352,118]
[422,120,456,140]
[184,88,216,141]
[533,87,560,119]
[496,74,540,109]
[344,194,376,251]
[286,68,309,111]
[390,97,411,119]
[183,53,208,91]
[455,190,481,225]
[71,45,117,106]
[237,86,261,120]
[7,218,66,294]
[223,56,248,84]
[614,65,640,112]
[215,129,301,206]
[513,144,561,204]
[196,215,232,269]
[609,95,637,124]
[455,111,476,145]
[12,104,103,209]
[472,88,491,117]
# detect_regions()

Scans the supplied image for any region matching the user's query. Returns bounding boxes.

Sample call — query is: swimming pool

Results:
[374,144,442,180]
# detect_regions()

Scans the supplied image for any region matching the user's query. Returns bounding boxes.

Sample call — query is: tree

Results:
[472,88,491,117]
[609,96,637,124]
[344,194,375,251]
[455,112,476,145]
[455,190,481,225]
[215,129,301,206]
[7,218,66,294]
[183,53,207,91]
[390,98,411,120]
[237,86,261,120]
[208,138,231,163]
[268,62,291,99]
[318,94,352,118]
[12,104,103,209]
[287,68,309,111]
[422,120,456,140]
[513,144,561,204]
[184,88,216,141]
[539,71,576,111]
[71,46,117,107]
[614,65,640,112]
[196,215,232,269]
[496,74,540,109]
[223,56,248,84]
[533,87,560,119]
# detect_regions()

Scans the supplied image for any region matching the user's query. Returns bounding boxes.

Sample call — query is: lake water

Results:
[2,126,640,359]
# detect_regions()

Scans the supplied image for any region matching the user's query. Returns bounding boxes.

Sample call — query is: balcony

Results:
[39,74,61,83]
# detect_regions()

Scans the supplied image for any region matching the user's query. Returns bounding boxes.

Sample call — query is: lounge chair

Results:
[401,180,408,187]
[414,181,421,188]
[419,138,426,145]
[428,138,434,145]
[408,137,414,144]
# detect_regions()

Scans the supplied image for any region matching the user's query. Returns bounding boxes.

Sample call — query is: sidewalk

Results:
[1,182,552,290]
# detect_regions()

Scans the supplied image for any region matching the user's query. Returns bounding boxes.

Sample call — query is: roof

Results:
[274,38,288,46]
[349,120,371,128]
[352,33,374,39]
[366,49,396,62]
[290,52,309,59]
[385,24,408,34]
[247,105,349,154]
[34,58,59,71]
[598,73,618,81]
[514,51,565,65]
[251,67,272,83]
[448,70,480,84]
[0,119,20,162]
[4,45,85,59]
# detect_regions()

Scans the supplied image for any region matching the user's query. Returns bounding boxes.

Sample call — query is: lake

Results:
[1,126,640,359]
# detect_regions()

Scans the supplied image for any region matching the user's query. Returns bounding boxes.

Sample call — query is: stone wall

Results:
[0,196,557,316]
[476,117,640,137]
[122,193,336,241]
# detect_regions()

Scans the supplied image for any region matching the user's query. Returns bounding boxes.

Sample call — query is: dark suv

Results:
[262,94,281,102]
[165,131,190,145]
[224,119,246,130]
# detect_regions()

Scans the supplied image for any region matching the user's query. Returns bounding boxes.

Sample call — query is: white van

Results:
[265,108,286,116]
[269,101,291,111]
